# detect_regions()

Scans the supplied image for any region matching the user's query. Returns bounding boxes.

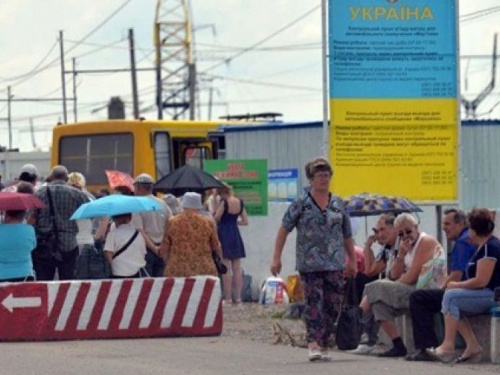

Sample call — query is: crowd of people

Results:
[2,158,500,364]
[0,164,249,306]
[271,157,500,363]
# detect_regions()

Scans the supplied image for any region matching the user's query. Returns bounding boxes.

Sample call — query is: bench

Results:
[387,306,500,363]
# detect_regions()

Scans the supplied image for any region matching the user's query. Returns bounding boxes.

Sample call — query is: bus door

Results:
[208,131,226,160]
[178,141,213,169]
[152,131,173,181]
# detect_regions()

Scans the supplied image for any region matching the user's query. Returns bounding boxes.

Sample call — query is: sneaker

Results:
[320,349,332,361]
[378,346,407,358]
[347,344,375,355]
[308,348,322,362]
[359,333,369,344]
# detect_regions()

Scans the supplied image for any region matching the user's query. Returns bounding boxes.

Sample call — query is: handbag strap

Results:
[46,186,59,242]
[335,277,358,325]
[112,230,139,259]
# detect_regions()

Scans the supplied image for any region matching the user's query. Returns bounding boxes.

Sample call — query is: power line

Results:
[460,6,500,23]
[2,0,134,89]
[202,4,320,73]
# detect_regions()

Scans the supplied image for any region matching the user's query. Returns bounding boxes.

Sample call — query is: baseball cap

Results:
[133,173,154,184]
[20,164,39,176]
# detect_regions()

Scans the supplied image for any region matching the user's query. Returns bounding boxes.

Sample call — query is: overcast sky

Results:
[0,0,498,151]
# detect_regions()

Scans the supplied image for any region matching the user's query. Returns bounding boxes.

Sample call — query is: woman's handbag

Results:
[212,251,227,274]
[335,277,363,350]
[75,244,112,279]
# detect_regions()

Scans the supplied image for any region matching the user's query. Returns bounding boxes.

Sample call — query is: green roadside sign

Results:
[204,159,268,216]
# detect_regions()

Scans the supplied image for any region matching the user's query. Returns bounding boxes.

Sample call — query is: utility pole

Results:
[188,63,196,120]
[59,30,68,124]
[155,23,163,120]
[129,28,140,119]
[7,86,12,149]
[72,58,78,122]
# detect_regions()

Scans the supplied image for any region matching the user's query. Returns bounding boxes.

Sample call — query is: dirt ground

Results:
[220,302,500,373]
[221,302,307,347]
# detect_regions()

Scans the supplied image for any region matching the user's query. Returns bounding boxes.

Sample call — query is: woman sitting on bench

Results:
[429,208,500,363]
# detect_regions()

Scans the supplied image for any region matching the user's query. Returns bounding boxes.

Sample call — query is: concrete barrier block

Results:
[0,276,222,341]
[468,314,491,362]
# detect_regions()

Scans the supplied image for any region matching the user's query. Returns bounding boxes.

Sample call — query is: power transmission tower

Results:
[154,0,196,120]
[462,33,497,119]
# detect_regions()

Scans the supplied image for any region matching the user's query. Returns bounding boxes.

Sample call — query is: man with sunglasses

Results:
[359,213,447,357]
[349,214,400,355]
[405,209,476,361]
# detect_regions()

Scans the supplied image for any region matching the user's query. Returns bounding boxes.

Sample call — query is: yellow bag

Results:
[286,274,304,303]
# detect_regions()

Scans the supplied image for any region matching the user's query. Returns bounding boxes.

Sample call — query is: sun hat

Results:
[181,192,203,210]
[20,164,39,176]
[133,173,154,184]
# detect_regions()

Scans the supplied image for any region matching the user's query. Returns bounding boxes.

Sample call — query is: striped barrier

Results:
[0,276,222,341]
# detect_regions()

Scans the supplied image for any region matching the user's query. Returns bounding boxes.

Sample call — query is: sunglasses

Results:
[398,229,413,237]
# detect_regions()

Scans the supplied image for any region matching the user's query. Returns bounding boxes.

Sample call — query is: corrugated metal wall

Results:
[461,121,500,209]
[224,120,500,209]
[225,125,322,190]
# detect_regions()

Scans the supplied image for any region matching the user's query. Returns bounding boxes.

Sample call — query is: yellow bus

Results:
[51,119,227,192]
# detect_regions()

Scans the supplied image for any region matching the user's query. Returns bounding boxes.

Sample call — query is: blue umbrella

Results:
[70,194,163,220]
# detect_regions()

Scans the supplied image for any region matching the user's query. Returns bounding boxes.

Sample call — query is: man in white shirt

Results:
[104,213,146,278]
[131,173,172,277]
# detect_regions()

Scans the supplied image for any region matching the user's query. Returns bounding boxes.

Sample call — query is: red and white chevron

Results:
[0,276,222,341]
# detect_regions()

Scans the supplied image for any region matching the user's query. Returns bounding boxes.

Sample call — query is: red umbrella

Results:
[105,170,135,193]
[0,192,45,210]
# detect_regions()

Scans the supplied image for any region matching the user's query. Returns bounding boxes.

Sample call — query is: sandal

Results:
[426,348,455,363]
[455,351,482,364]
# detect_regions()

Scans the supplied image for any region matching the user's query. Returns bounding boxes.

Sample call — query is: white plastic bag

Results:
[259,277,289,305]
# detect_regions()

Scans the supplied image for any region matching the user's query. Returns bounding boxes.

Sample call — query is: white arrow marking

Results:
[2,293,42,313]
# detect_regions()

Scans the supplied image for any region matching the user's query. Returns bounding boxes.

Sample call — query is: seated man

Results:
[349,214,399,354]
[406,209,476,361]
[360,213,447,357]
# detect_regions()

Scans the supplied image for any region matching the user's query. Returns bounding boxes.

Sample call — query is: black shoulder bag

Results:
[34,187,62,262]
[112,231,139,259]
[212,251,227,274]
[335,277,363,350]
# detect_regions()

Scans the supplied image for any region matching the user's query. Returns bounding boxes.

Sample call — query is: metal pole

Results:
[436,205,443,247]
[59,30,68,124]
[29,118,37,149]
[155,24,163,120]
[129,28,140,119]
[7,86,12,149]
[188,63,196,120]
[208,86,213,120]
[72,58,78,122]
[321,0,329,160]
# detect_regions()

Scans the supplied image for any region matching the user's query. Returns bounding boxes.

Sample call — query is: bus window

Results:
[59,133,133,185]
[184,147,211,169]
[154,132,171,180]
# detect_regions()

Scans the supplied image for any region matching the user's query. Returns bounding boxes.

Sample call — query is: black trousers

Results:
[354,273,379,302]
[409,289,444,350]
[33,247,79,281]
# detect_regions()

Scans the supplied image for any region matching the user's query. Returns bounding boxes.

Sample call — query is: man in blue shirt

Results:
[405,209,476,361]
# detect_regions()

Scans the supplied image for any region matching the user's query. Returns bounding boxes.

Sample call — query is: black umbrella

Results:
[154,165,225,193]
[344,192,422,217]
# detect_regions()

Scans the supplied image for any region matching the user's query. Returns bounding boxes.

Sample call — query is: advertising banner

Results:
[329,0,458,201]
[268,169,299,202]
[204,159,268,215]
